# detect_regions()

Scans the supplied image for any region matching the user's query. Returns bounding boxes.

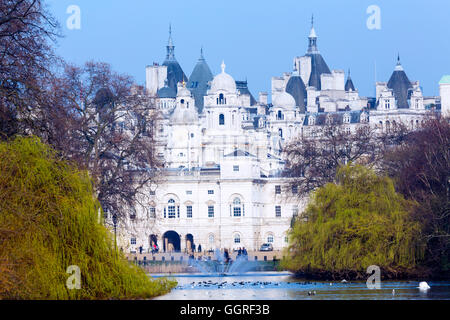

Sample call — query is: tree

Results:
[282,121,409,196]
[0,0,60,138]
[45,61,163,222]
[282,165,424,280]
[381,116,450,276]
[0,136,175,299]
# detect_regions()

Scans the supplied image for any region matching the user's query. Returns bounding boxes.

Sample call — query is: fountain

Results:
[188,249,257,275]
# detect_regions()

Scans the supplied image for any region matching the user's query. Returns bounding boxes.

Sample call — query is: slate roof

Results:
[224,149,256,158]
[188,50,213,113]
[163,60,188,94]
[236,80,257,106]
[306,53,331,90]
[157,85,176,99]
[286,74,307,112]
[303,111,363,126]
[345,71,355,91]
[387,57,413,109]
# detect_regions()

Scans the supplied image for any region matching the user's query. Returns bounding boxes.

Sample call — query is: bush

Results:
[281,164,425,279]
[0,136,175,299]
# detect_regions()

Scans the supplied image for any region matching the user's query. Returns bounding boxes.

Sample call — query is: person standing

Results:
[198,244,202,253]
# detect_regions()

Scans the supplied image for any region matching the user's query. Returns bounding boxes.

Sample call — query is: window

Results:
[218,93,226,105]
[186,190,192,195]
[186,205,193,218]
[385,100,390,109]
[344,114,350,124]
[275,185,281,194]
[277,110,284,120]
[267,235,274,243]
[209,234,215,245]
[149,207,156,219]
[233,198,242,217]
[284,236,289,244]
[208,190,214,195]
[278,128,283,138]
[131,238,136,245]
[208,206,215,218]
[234,234,241,244]
[275,206,281,218]
[292,185,298,194]
[168,199,176,219]
[149,190,155,196]
[233,165,240,172]
[219,114,225,125]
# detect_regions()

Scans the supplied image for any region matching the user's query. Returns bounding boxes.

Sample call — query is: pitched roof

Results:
[236,80,257,106]
[345,70,355,91]
[187,51,213,113]
[224,149,256,158]
[387,58,412,109]
[306,53,331,90]
[286,74,307,112]
[163,60,188,94]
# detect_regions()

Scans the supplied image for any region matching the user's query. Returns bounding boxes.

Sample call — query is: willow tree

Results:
[0,136,175,299]
[282,165,424,279]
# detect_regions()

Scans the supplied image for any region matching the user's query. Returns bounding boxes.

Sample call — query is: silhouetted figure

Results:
[198,244,202,252]
[224,249,230,263]
[139,246,143,254]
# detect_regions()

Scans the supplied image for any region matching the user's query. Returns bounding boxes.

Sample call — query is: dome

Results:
[210,61,236,93]
[157,85,176,99]
[273,91,296,109]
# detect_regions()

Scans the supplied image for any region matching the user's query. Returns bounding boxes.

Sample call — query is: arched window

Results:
[277,110,283,120]
[233,198,242,217]
[267,234,274,243]
[219,114,225,126]
[234,234,241,244]
[167,199,176,219]
[219,93,225,105]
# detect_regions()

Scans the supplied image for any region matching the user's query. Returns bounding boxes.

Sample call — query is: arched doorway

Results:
[149,234,158,251]
[162,231,181,253]
[185,234,194,253]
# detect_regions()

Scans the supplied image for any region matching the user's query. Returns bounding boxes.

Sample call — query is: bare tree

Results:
[0,0,60,138]
[381,116,450,274]
[46,61,163,222]
[282,121,409,196]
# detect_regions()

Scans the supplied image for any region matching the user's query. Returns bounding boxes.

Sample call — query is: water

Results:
[152,272,450,300]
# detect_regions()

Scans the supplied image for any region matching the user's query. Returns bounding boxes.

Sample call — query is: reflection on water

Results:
[151,272,450,300]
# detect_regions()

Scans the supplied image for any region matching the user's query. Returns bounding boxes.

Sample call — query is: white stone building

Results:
[115,21,444,254]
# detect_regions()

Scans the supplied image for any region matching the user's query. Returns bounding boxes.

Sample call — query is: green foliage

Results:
[282,164,424,279]
[0,136,176,299]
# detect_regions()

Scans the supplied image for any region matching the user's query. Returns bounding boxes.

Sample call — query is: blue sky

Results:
[46,0,450,98]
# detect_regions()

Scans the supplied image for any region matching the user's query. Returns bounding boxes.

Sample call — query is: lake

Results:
[152,272,450,300]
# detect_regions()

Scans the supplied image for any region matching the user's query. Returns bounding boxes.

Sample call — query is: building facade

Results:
[114,21,444,254]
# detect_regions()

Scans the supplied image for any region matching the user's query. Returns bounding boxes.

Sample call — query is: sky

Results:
[46,0,450,98]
